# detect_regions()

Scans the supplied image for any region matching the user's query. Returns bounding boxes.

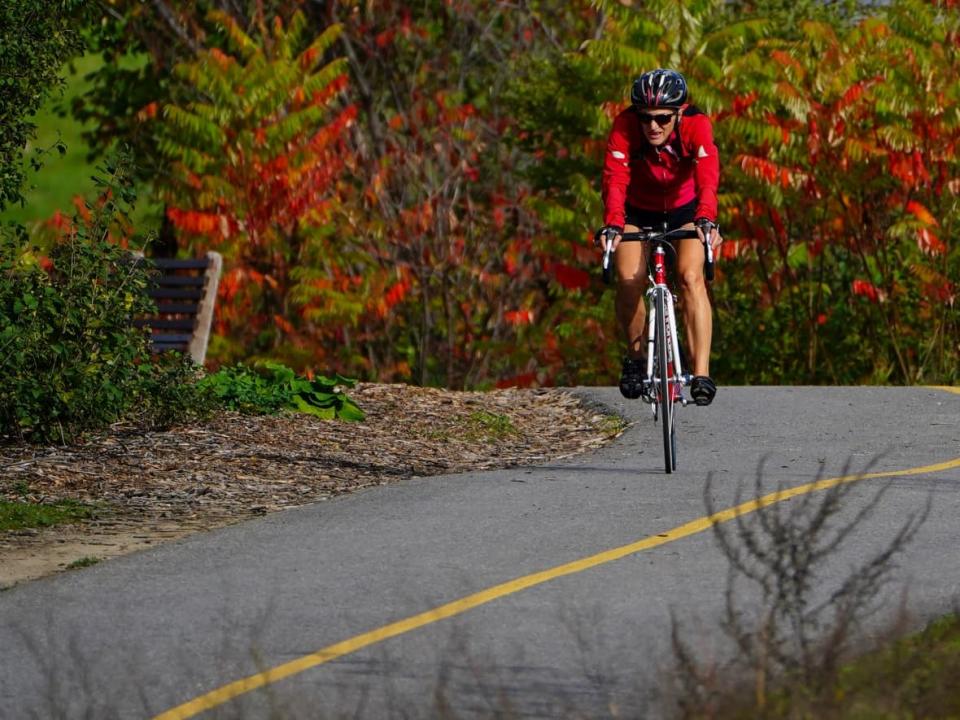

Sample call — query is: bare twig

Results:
[677,457,933,716]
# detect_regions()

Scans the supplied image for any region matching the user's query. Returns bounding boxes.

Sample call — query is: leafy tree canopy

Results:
[72,0,298,181]
[0,0,86,211]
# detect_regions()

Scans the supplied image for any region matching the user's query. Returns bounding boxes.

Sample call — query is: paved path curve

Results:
[1,387,958,719]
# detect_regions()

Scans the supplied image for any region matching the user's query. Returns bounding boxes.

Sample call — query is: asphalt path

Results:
[1,387,958,719]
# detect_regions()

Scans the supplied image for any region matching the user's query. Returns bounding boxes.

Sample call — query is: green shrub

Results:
[0,151,362,442]
[127,352,218,430]
[200,361,364,421]
[0,165,155,442]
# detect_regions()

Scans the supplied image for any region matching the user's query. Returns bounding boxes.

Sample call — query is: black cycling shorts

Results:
[624,198,697,231]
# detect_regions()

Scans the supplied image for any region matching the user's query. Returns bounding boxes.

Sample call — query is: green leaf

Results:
[336,399,365,422]
[292,395,335,419]
[787,243,809,269]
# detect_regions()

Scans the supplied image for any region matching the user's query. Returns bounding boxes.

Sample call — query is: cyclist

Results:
[596,68,722,406]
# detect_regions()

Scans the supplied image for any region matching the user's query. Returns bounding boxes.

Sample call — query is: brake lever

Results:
[702,226,716,283]
[602,242,613,285]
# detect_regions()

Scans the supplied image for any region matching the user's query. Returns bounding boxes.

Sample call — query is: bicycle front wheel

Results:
[654,288,675,473]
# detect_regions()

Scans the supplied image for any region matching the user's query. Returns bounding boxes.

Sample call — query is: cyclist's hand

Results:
[595,225,623,252]
[711,228,723,253]
[695,218,722,253]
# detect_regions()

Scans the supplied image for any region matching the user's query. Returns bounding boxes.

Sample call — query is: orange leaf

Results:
[906,200,938,227]
[505,309,534,325]
[273,314,296,335]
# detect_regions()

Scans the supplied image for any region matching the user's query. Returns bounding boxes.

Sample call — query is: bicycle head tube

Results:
[653,245,668,285]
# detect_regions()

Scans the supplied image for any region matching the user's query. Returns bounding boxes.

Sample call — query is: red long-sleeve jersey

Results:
[601,105,720,228]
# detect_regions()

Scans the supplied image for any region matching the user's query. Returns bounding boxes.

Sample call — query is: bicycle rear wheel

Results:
[654,288,675,473]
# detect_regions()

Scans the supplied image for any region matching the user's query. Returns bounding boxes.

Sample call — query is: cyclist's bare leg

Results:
[614,223,648,358]
[676,227,712,377]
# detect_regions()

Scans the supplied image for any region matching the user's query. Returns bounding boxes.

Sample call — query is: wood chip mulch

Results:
[0,384,622,585]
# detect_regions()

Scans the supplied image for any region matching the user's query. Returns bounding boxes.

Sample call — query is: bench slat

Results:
[153,276,206,287]
[139,251,221,364]
[149,302,200,314]
[152,259,211,270]
[150,333,194,343]
[148,288,204,300]
[135,319,197,330]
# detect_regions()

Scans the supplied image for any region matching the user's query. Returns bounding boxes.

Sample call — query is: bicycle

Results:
[598,224,715,473]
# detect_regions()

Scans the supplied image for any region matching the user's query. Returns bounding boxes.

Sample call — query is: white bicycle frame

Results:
[643,245,691,412]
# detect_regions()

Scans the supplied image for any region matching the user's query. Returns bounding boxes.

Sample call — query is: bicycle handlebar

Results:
[600,227,715,285]
[619,229,700,242]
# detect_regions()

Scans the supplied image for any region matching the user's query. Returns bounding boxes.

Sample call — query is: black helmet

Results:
[631,69,688,108]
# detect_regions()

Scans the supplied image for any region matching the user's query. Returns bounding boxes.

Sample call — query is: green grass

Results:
[421,410,520,442]
[66,556,100,570]
[0,52,162,232]
[465,410,519,440]
[713,614,960,719]
[829,613,960,718]
[2,54,101,226]
[600,414,628,437]
[0,499,95,532]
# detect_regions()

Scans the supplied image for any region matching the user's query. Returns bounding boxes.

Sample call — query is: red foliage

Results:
[505,309,535,325]
[137,102,159,121]
[733,91,758,116]
[550,262,590,291]
[167,208,227,238]
[852,279,881,303]
[906,200,938,226]
[496,371,538,388]
[384,278,411,308]
[916,227,946,255]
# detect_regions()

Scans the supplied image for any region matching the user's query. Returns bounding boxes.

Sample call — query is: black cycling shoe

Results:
[690,375,717,406]
[619,356,646,399]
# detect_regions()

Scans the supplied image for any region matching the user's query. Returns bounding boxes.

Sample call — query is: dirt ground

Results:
[0,384,623,589]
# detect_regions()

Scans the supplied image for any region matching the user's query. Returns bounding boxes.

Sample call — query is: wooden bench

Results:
[134,251,222,365]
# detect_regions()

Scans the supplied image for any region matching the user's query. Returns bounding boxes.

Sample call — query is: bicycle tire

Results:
[671,312,685,470]
[654,288,674,473]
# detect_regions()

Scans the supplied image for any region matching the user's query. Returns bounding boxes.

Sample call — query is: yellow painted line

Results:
[928,385,960,395]
[155,455,960,720]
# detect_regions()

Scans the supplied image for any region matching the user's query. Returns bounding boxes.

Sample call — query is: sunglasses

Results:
[637,112,676,127]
